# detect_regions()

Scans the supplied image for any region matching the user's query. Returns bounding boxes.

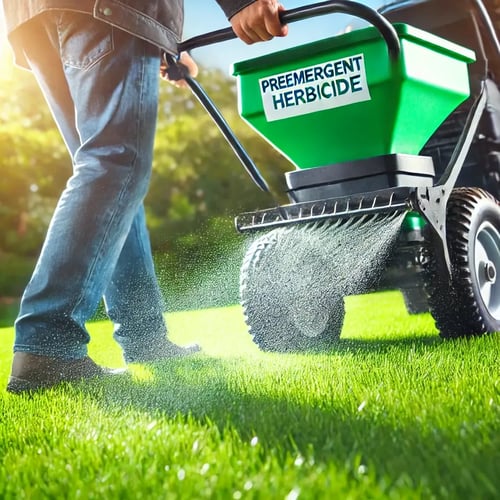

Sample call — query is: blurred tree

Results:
[0,51,69,255]
[0,51,293,300]
[0,124,67,254]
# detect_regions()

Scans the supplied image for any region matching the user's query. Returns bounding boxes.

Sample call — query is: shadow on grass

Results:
[82,334,446,428]
[77,332,499,498]
[319,334,443,353]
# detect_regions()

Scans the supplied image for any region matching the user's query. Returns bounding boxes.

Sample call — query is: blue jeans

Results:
[15,11,168,362]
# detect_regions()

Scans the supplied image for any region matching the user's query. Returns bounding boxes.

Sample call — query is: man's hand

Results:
[160,52,199,89]
[230,0,288,44]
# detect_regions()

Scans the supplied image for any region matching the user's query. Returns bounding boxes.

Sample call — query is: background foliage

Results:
[0,50,292,311]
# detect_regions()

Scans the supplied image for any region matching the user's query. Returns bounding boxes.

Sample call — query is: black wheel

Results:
[423,187,500,338]
[239,226,345,352]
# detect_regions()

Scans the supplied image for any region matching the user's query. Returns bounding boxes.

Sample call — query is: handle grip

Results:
[178,0,400,60]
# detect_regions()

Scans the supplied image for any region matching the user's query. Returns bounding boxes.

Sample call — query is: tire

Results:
[239,226,345,352]
[422,187,500,338]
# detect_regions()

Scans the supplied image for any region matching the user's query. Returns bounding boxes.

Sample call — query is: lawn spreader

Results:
[166,0,500,351]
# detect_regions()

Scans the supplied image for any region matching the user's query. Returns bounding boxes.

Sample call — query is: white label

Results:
[259,53,371,121]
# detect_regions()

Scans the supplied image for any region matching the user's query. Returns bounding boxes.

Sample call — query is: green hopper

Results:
[232,23,475,169]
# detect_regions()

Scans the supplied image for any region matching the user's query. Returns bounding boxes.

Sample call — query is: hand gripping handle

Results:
[177,0,400,60]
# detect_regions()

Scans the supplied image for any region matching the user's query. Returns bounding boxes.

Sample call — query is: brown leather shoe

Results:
[6,352,126,394]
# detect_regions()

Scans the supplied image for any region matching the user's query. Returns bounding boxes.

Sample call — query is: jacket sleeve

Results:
[215,0,257,19]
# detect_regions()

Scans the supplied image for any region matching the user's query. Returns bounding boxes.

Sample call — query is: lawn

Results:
[0,291,499,499]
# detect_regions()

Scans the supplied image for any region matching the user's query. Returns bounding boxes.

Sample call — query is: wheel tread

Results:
[423,187,499,338]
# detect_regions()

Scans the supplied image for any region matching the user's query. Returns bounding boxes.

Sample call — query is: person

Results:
[2,0,288,394]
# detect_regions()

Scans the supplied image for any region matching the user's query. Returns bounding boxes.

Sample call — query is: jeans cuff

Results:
[13,343,88,360]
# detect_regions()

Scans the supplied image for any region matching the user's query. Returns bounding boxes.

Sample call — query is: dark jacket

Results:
[2,0,255,68]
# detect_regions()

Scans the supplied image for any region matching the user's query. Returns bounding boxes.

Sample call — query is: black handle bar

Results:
[178,0,400,60]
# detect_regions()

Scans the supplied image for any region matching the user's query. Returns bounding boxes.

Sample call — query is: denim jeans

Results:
[15,11,168,362]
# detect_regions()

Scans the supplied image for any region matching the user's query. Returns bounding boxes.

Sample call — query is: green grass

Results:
[1,291,499,499]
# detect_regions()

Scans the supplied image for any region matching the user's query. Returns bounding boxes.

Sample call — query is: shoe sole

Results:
[7,368,127,394]
[7,376,46,394]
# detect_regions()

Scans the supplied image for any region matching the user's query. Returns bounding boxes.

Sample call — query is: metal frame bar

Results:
[236,187,412,232]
